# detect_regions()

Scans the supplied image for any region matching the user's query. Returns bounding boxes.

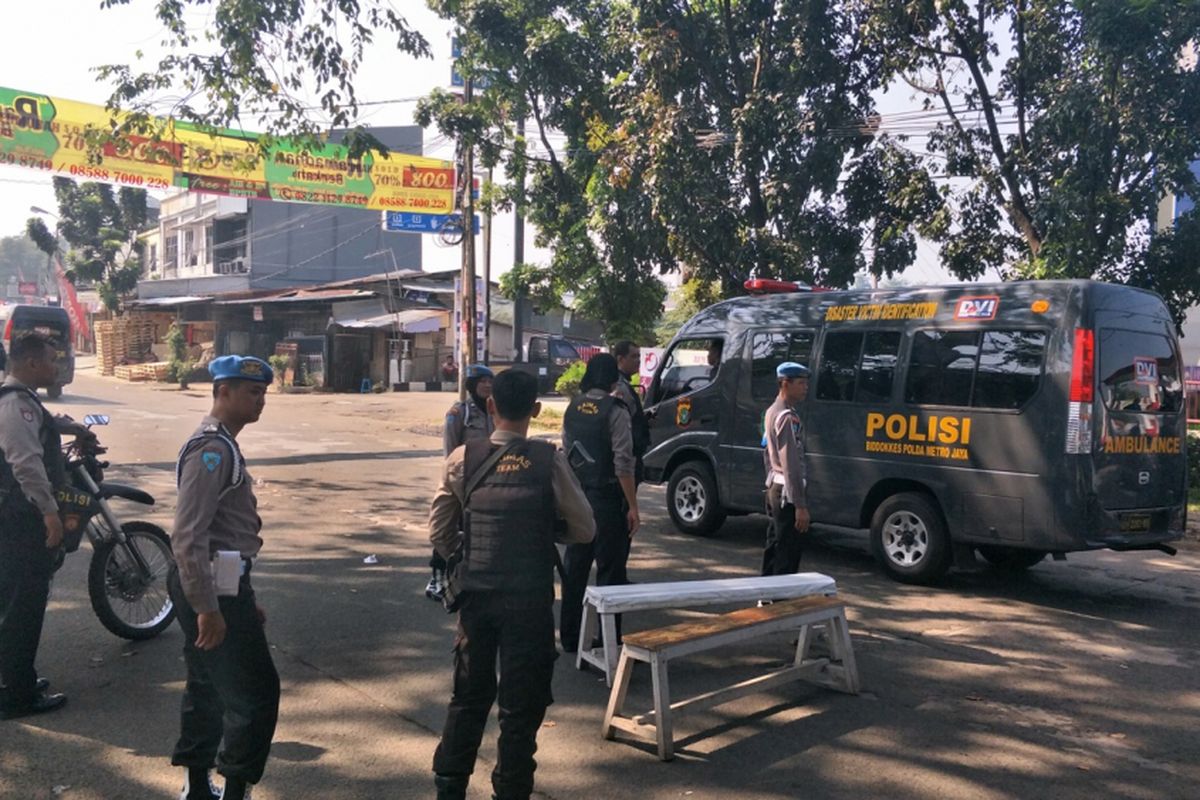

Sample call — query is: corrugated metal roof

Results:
[215,290,376,306]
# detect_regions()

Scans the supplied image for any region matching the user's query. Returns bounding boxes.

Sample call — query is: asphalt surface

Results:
[2,361,1198,800]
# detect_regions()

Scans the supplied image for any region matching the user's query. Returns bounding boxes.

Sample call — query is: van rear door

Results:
[1092,322,1187,516]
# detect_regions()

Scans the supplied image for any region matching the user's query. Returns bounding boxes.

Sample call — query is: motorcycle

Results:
[57,414,176,640]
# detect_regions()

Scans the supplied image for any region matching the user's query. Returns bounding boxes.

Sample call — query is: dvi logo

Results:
[954,296,1000,321]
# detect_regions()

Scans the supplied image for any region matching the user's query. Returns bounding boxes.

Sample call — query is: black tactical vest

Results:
[0,385,64,515]
[563,393,620,489]
[461,438,557,597]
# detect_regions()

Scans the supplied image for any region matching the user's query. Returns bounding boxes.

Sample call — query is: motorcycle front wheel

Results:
[88,521,176,640]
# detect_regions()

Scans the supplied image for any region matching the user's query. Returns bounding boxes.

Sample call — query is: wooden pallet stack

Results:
[112,362,171,382]
[95,319,159,376]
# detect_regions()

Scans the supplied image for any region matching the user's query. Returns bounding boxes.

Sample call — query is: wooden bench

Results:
[601,595,860,761]
[577,573,837,686]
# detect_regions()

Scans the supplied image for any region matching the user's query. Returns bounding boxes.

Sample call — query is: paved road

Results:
[2,365,1197,799]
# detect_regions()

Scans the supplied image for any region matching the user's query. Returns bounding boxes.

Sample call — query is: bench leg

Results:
[603,647,635,740]
[794,623,813,666]
[601,613,620,688]
[650,653,674,761]
[577,601,598,672]
[831,612,861,694]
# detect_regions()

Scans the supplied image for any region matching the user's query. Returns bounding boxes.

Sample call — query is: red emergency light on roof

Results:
[743,278,827,294]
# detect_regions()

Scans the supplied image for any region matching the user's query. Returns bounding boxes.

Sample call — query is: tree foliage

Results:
[655,278,723,345]
[867,0,1200,318]
[97,0,431,157]
[0,235,45,289]
[26,177,148,312]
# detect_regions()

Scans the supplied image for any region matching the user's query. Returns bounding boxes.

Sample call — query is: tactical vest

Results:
[461,438,557,597]
[624,380,650,459]
[0,384,64,514]
[563,393,620,489]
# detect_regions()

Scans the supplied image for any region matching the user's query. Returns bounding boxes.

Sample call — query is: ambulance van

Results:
[642,280,1187,583]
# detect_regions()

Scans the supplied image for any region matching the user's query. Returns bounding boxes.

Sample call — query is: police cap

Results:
[776,362,810,380]
[466,364,494,379]
[209,355,274,385]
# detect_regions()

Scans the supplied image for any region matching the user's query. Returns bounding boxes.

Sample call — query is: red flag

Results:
[53,255,91,344]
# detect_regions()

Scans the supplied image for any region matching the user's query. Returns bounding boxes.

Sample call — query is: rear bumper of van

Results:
[1081,504,1186,550]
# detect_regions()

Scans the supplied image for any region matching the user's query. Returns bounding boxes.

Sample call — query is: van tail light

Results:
[1065,328,1094,454]
[2,317,11,341]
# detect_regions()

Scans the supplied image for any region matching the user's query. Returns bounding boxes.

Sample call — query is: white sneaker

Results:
[425,570,446,601]
[179,771,220,800]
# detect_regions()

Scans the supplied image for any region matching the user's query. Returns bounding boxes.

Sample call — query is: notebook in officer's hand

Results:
[566,441,595,472]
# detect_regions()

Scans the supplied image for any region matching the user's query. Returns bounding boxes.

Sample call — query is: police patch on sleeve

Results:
[20,407,35,423]
[201,450,223,472]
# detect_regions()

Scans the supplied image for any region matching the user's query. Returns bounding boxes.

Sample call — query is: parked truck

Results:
[491,334,589,394]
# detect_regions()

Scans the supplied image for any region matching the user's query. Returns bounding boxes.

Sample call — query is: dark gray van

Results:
[642,280,1187,583]
[0,303,76,398]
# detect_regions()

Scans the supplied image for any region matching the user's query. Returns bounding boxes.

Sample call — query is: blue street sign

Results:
[382,212,481,235]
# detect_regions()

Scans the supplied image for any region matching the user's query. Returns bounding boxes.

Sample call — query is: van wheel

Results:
[977,546,1046,571]
[667,462,726,537]
[870,493,950,584]
[46,384,63,400]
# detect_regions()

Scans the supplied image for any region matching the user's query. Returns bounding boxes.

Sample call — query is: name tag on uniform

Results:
[213,550,242,596]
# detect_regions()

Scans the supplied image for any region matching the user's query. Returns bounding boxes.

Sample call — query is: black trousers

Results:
[433,591,557,800]
[168,567,280,784]
[761,483,804,576]
[560,485,629,651]
[0,505,54,710]
[431,550,447,572]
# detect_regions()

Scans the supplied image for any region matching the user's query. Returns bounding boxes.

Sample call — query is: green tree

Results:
[866,0,1200,319]
[0,234,45,289]
[26,177,148,312]
[97,0,431,157]
[655,278,722,345]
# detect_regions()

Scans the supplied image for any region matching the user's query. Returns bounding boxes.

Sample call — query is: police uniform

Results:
[0,376,64,718]
[614,375,650,484]
[762,363,809,575]
[559,388,635,652]
[429,430,594,800]
[429,365,496,599]
[168,357,279,799]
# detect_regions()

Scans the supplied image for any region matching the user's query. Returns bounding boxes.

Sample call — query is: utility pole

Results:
[458,74,478,401]
[482,165,493,363]
[512,115,526,361]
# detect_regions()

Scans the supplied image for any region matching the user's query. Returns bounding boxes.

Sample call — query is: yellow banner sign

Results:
[0,86,454,213]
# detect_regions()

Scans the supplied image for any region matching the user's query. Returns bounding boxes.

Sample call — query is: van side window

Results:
[816,332,862,402]
[1098,330,1183,413]
[654,337,723,404]
[858,331,903,403]
[751,331,814,401]
[528,338,549,363]
[905,330,977,406]
[906,329,1047,409]
[974,330,1046,409]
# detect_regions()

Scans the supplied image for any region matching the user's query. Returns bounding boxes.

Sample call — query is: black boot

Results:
[434,774,469,800]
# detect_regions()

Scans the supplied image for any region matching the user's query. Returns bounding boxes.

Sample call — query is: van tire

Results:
[870,492,951,584]
[46,384,63,400]
[977,546,1046,571]
[667,461,726,537]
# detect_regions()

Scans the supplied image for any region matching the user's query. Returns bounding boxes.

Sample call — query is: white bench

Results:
[602,595,860,761]
[576,573,837,686]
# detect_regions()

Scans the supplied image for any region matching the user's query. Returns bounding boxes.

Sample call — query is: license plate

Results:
[1119,514,1152,533]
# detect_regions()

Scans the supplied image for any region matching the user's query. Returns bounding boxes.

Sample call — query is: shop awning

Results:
[336,307,448,333]
[126,295,211,307]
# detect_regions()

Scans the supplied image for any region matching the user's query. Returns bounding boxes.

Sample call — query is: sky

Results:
[0,1,959,285]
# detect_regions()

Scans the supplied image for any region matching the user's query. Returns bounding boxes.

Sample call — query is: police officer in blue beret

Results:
[425,365,495,600]
[762,362,811,577]
[170,355,278,800]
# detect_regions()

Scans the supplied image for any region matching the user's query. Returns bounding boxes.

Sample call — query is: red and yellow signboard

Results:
[0,86,454,213]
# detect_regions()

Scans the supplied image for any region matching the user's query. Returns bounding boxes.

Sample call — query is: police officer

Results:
[426,364,495,601]
[611,340,650,483]
[0,334,68,720]
[559,353,640,653]
[429,370,594,800]
[762,362,811,576]
[169,356,279,800]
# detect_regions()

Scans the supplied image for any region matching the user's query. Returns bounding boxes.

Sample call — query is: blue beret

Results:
[466,364,494,379]
[209,355,274,384]
[776,361,810,379]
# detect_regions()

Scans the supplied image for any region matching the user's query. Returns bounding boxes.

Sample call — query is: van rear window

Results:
[905,329,1046,409]
[1098,330,1182,413]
